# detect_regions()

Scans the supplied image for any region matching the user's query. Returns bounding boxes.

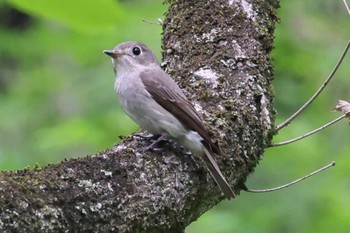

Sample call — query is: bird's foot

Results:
[132,133,162,140]
[137,134,167,153]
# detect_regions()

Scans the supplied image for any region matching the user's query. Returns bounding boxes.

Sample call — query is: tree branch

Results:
[0,0,279,232]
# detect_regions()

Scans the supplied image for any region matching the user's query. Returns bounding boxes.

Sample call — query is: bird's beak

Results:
[103,49,124,58]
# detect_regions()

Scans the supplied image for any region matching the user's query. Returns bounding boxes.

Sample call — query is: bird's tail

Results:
[202,147,235,199]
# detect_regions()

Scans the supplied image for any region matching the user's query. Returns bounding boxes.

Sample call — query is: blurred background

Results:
[0,0,349,232]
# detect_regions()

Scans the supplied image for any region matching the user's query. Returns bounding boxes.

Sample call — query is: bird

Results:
[103,41,235,199]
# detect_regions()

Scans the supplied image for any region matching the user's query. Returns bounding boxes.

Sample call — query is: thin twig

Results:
[142,19,163,26]
[344,0,350,16]
[270,114,346,147]
[276,40,350,131]
[244,161,336,193]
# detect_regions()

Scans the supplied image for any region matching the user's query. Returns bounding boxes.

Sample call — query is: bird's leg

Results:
[146,134,167,149]
[143,134,168,152]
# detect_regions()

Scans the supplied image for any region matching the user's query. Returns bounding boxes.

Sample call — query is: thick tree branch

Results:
[0,0,279,232]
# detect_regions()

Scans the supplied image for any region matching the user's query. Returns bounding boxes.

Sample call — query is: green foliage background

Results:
[0,0,349,232]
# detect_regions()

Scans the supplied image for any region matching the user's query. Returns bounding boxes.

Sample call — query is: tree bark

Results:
[0,0,279,232]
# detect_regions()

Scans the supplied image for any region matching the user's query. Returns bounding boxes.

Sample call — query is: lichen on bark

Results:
[0,0,279,232]
[162,0,278,182]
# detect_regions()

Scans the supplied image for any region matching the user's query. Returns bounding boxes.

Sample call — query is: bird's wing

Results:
[140,68,219,154]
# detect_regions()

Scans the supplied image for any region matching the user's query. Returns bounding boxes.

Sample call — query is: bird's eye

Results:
[132,46,141,56]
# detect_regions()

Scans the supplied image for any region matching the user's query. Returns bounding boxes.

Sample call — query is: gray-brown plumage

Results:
[104,41,235,199]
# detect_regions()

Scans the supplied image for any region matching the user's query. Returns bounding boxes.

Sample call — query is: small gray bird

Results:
[104,41,235,199]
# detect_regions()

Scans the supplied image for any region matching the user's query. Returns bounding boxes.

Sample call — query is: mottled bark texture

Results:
[0,0,279,232]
